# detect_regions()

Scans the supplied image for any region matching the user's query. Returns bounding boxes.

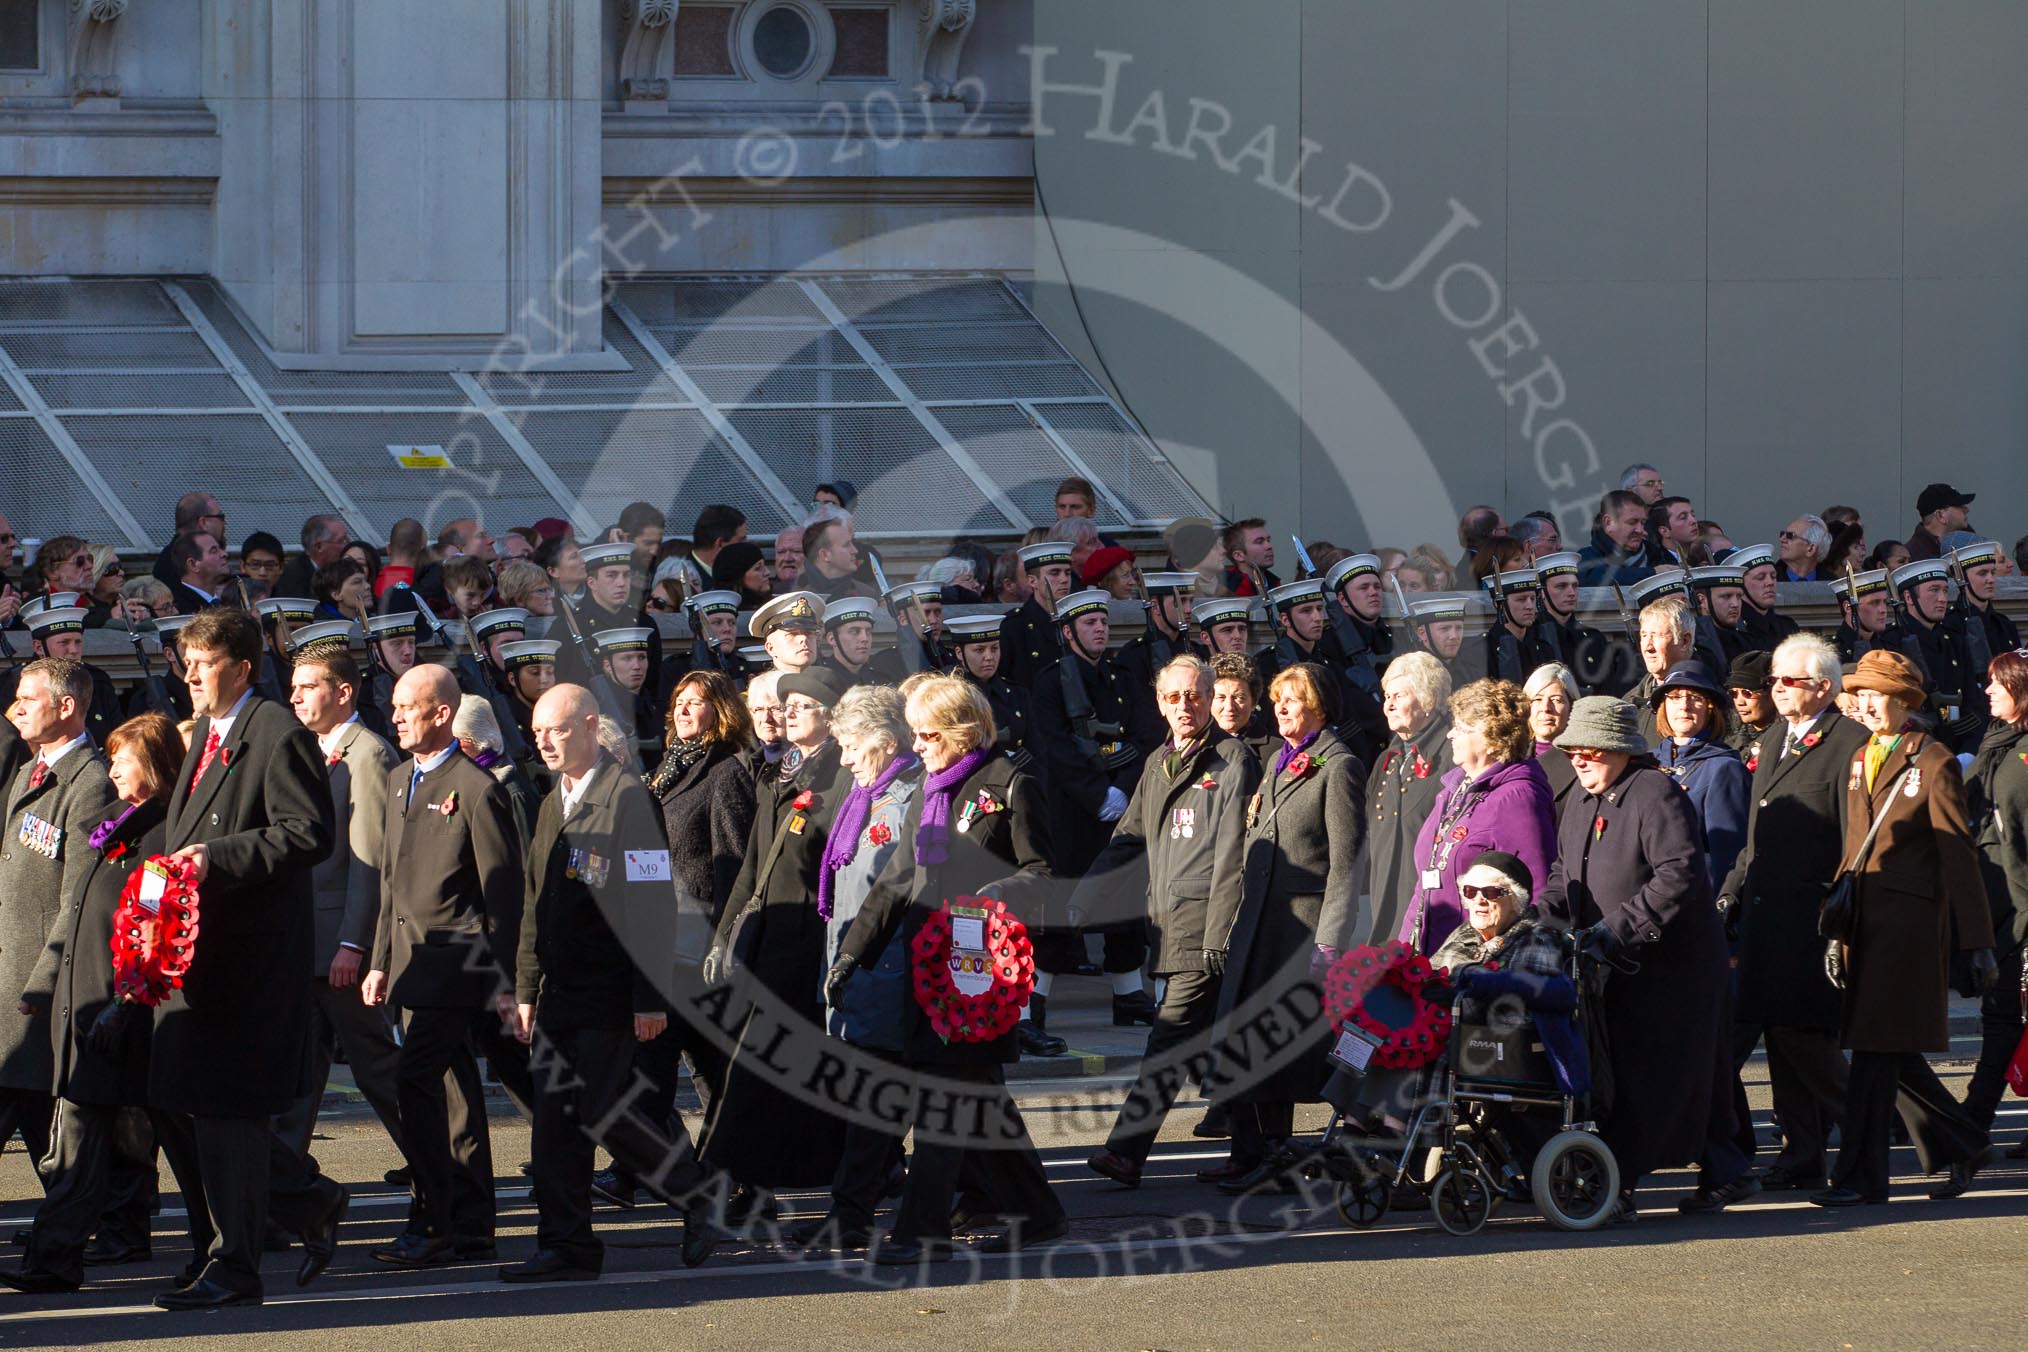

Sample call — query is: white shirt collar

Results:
[1784,706,1833,741]
[207,688,255,741]
[37,731,91,771]
[561,757,606,818]
[186,582,218,603]
[316,714,361,758]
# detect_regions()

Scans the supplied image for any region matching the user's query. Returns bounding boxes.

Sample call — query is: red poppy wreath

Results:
[109,855,203,1007]
[1321,941,1452,1069]
[910,896,1036,1044]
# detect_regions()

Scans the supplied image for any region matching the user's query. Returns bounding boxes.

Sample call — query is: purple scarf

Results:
[915,746,991,867]
[1274,729,1322,776]
[817,753,918,921]
[88,803,138,852]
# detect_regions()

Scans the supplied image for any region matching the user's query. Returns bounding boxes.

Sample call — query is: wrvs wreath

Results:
[1322,941,1452,1069]
[910,896,1036,1044]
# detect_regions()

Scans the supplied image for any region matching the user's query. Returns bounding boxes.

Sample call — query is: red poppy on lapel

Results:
[793,790,815,811]
[1592,815,1607,841]
[868,821,893,847]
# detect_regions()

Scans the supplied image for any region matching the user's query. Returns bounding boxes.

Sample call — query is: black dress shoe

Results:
[869,1235,954,1265]
[1086,1148,1143,1189]
[1214,1152,1297,1196]
[296,1185,349,1286]
[384,1166,412,1188]
[453,1237,498,1260]
[81,1236,150,1266]
[1193,1105,1232,1139]
[1111,991,1158,1026]
[1195,1157,1261,1184]
[1677,1174,1761,1214]
[0,1269,79,1294]
[372,1233,456,1267]
[2006,1137,2028,1160]
[154,1276,261,1310]
[1809,1186,1886,1207]
[261,1219,293,1253]
[974,1217,1068,1253]
[681,1207,716,1269]
[724,1185,779,1227]
[1756,1165,1825,1192]
[1016,1019,1069,1058]
[499,1249,599,1283]
[591,1168,636,1211]
[1929,1148,1996,1201]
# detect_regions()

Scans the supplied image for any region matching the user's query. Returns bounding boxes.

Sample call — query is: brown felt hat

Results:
[1843,650,1926,707]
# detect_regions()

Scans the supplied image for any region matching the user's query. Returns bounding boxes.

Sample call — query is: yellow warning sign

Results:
[386,444,452,470]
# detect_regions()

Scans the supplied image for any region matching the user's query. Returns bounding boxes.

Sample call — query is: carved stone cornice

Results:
[916,0,978,101]
[67,0,131,107]
[619,0,678,106]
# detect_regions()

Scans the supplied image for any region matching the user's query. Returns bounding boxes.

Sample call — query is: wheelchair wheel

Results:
[1530,1131,1620,1232]
[1429,1167,1493,1236]
[1333,1173,1391,1229]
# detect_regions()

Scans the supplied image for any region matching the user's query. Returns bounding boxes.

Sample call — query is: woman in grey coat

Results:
[1206,662,1368,1195]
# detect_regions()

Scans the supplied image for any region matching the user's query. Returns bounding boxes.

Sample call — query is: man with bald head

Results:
[362,664,523,1266]
[507,682,715,1278]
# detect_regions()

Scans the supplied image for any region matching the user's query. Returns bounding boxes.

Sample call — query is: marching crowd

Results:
[0,462,2022,1306]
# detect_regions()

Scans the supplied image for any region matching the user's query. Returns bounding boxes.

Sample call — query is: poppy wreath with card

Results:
[909,895,1036,1044]
[109,855,203,1007]
[1321,941,1452,1070]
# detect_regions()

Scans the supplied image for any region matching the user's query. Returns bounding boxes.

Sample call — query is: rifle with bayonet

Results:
[234,576,288,704]
[1390,573,1427,654]
[126,615,177,717]
[448,611,532,765]
[871,555,944,674]
[552,593,632,731]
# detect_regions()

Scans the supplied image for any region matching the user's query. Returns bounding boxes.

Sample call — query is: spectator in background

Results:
[1375,547,1408,582]
[440,555,495,619]
[150,490,226,587]
[536,535,587,606]
[1509,512,1562,562]
[2014,535,2028,579]
[311,556,371,621]
[342,540,381,595]
[800,512,870,601]
[1779,516,1830,582]
[1577,490,1655,587]
[1822,523,1867,578]
[1051,515,1102,581]
[1699,521,1734,559]
[496,560,555,618]
[278,513,350,597]
[1904,483,1974,562]
[1083,545,1136,601]
[497,529,536,564]
[1455,505,1505,573]
[771,526,806,589]
[377,518,427,598]
[616,502,666,555]
[1866,540,1910,574]
[1221,518,1280,597]
[1407,545,1455,591]
[1621,463,1667,505]
[1163,518,1224,595]
[813,481,856,511]
[993,548,1027,604]
[239,531,286,590]
[663,505,749,596]
[711,540,773,611]
[117,575,177,626]
[169,530,230,612]
[437,518,497,564]
[1647,496,1702,568]
[1056,476,1123,548]
[1823,505,1862,538]
[32,534,93,598]
[82,545,124,626]
[1395,554,1441,594]
[940,541,998,602]
[920,554,983,605]
[1468,538,1526,589]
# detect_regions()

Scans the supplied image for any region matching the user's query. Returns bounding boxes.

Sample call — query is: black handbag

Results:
[1819,767,1911,942]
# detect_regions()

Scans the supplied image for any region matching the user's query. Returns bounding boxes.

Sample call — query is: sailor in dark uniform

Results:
[1530,550,1625,695]
[748,591,825,677]
[1407,594,1477,689]
[362,609,428,737]
[1114,572,1197,731]
[556,542,660,700]
[468,608,529,685]
[676,589,751,689]
[1879,557,1982,750]
[1832,567,1890,664]
[497,638,561,784]
[998,541,1077,690]
[1482,565,1555,684]
[1950,539,2019,684]
[881,580,946,674]
[1192,595,1258,659]
[10,602,121,748]
[1324,552,1395,676]
[253,595,320,704]
[590,625,663,767]
[945,612,1041,785]
[819,596,902,689]
[126,610,197,720]
[1691,564,1754,670]
[1729,543,1800,653]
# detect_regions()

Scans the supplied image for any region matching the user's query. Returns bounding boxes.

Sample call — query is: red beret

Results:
[1081,545,1134,586]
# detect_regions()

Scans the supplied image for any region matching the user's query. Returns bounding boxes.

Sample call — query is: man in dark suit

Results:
[362,664,522,1267]
[167,531,231,616]
[151,608,346,1309]
[274,639,406,1164]
[1719,632,1869,1192]
[507,683,713,1281]
[0,659,117,1174]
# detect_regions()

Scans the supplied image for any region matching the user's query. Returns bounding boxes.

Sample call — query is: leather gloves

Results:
[823,954,859,1006]
[701,944,728,987]
[1309,945,1340,981]
[1824,939,1846,990]
[1099,787,1129,822]
[1969,948,1999,996]
[1575,922,1620,962]
[1202,948,1227,977]
[1716,894,1742,944]
[86,1000,135,1056]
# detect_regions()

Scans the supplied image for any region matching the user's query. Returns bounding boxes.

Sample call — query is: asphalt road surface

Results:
[0,1054,2020,1352]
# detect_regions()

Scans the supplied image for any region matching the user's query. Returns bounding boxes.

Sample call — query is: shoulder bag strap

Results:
[1840,766,1912,875]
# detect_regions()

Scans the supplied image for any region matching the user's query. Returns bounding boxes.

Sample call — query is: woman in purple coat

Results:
[1399,680,1557,953]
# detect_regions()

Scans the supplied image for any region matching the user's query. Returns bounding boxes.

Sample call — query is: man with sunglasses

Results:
[1718,633,1869,1193]
[150,492,229,588]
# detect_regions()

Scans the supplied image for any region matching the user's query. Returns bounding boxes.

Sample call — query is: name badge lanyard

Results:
[1411,780,1486,949]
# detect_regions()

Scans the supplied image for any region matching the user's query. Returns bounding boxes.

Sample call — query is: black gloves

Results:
[1202,948,1227,977]
[1575,922,1620,962]
[823,954,859,1006]
[86,1000,135,1056]
[1969,948,1999,996]
[1716,894,1742,944]
[1824,940,1846,990]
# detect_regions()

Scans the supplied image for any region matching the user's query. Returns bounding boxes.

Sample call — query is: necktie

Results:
[189,729,222,793]
[26,760,47,791]
[410,763,426,806]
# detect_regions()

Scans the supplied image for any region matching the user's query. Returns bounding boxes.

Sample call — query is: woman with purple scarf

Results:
[829,675,1064,1264]
[1400,679,1557,955]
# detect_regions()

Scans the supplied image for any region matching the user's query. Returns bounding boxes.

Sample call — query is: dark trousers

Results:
[1228,1100,1297,1164]
[1038,920,1148,976]
[889,1062,1063,1244]
[475,1008,535,1119]
[0,1088,54,1184]
[24,1099,153,1284]
[1106,969,1219,1166]
[1962,943,2025,1135]
[609,1014,728,1190]
[1729,1021,1761,1163]
[1762,1025,1849,1178]
[152,1113,342,1295]
[1833,1050,1987,1199]
[275,977,407,1160]
[395,1005,494,1241]
[529,1019,706,1267]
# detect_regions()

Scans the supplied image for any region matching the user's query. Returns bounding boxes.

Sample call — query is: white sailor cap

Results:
[1629,572,1692,609]
[1533,551,1582,579]
[1689,565,1745,589]
[750,591,824,639]
[257,596,320,625]
[20,592,81,621]
[499,638,561,671]
[285,619,356,652]
[737,644,769,664]
[1017,541,1074,572]
[687,589,741,617]
[1891,558,1951,593]
[1482,568,1541,594]
[1053,588,1111,624]
[365,610,424,641]
[591,626,655,655]
[1832,568,1889,600]
[468,607,529,643]
[1323,554,1382,593]
[1950,539,2003,570]
[1140,571,1198,596]
[1192,596,1255,628]
[1408,595,1469,623]
[579,541,636,571]
[884,580,943,609]
[151,613,198,637]
[945,614,1004,643]
[25,606,86,638]
[822,597,879,629]
[1264,579,1325,613]
[1727,543,1777,571]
